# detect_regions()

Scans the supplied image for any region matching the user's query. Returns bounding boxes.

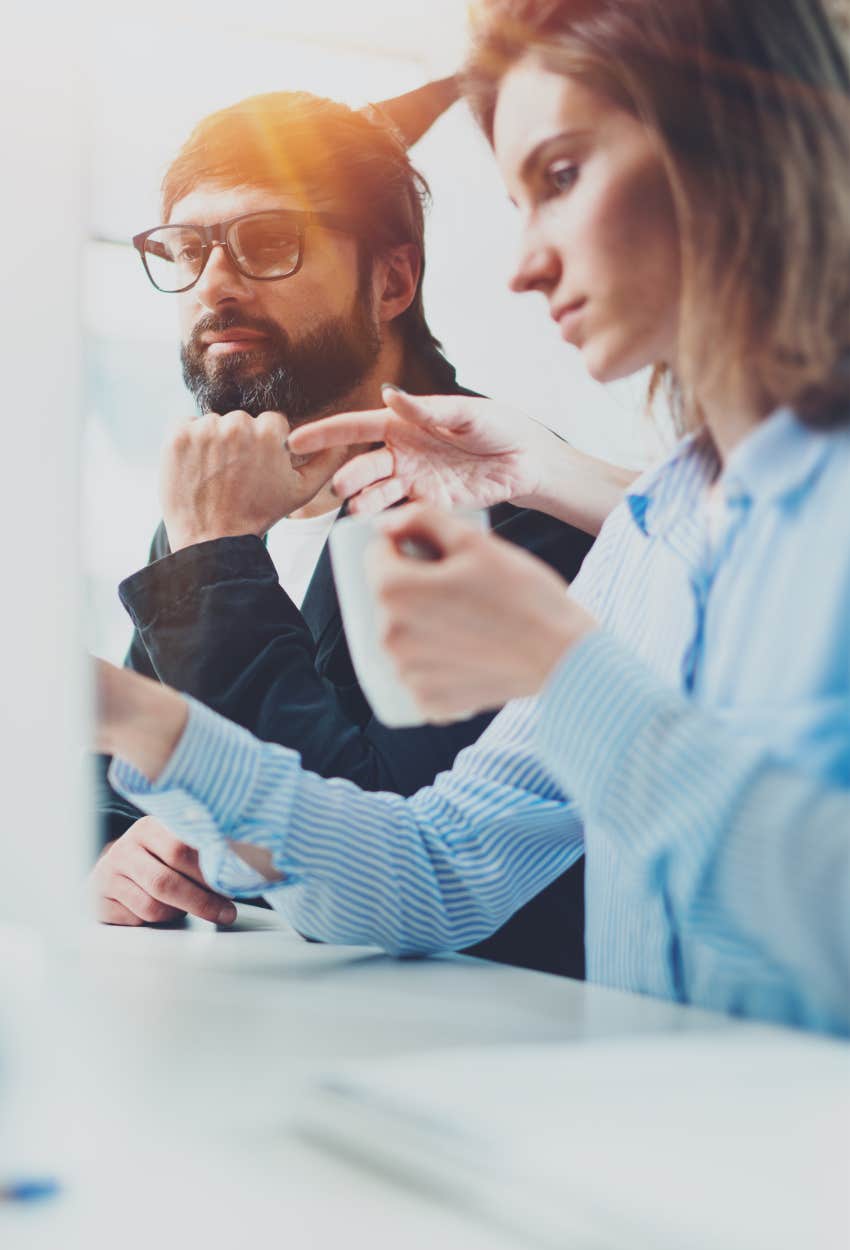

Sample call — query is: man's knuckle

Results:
[106,839,131,867]
[138,895,169,923]
[173,842,198,871]
[170,425,194,451]
[147,868,174,899]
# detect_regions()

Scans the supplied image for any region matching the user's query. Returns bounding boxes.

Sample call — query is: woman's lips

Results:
[555,299,587,341]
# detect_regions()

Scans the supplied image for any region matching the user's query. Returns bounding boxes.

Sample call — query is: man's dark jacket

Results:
[98,504,593,978]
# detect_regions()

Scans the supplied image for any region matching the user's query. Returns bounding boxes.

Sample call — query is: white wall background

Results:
[0,15,87,926]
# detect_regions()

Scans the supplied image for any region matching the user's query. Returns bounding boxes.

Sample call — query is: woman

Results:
[98,0,850,1033]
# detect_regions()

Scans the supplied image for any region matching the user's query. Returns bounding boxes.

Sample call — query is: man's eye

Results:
[253,237,287,256]
[545,161,579,194]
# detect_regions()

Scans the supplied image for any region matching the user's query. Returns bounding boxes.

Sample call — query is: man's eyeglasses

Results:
[132,209,359,294]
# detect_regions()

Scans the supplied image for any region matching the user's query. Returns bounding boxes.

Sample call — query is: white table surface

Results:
[0,906,840,1250]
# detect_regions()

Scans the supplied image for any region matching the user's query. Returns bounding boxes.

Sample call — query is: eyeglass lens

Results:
[142,214,303,291]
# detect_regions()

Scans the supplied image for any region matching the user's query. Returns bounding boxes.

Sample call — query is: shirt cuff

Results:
[108,697,296,897]
[110,695,262,822]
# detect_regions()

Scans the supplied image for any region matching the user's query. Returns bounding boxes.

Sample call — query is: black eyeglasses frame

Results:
[131,208,361,294]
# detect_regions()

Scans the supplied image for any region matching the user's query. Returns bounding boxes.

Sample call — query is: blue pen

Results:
[0,1178,62,1203]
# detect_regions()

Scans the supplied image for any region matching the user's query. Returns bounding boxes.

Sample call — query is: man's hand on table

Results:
[160,408,350,551]
[92,816,238,927]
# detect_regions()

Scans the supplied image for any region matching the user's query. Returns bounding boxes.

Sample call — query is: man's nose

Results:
[193,242,252,308]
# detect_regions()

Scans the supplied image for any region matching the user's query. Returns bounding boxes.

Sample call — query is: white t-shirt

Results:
[264,507,341,608]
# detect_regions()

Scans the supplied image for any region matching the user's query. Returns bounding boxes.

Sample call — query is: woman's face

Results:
[494,58,681,384]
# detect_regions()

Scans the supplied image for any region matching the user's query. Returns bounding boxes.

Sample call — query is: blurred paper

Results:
[299,1027,850,1250]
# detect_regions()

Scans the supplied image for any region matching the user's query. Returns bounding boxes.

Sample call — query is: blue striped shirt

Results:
[112,408,850,1034]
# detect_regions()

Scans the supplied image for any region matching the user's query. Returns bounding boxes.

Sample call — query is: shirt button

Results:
[182,803,206,821]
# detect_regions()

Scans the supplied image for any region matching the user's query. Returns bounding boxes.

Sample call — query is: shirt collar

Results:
[626,408,834,540]
[626,431,718,539]
[721,407,833,509]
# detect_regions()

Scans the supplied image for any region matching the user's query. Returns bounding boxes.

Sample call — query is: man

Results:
[94,86,597,976]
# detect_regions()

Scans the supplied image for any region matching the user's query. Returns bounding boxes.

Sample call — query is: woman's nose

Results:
[508,231,560,296]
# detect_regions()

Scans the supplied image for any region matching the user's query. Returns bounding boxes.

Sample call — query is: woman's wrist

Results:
[531,597,599,692]
[97,663,188,782]
[515,435,636,537]
[130,683,188,783]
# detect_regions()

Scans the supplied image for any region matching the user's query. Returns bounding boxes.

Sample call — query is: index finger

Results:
[132,851,235,925]
[138,818,207,887]
[286,408,391,454]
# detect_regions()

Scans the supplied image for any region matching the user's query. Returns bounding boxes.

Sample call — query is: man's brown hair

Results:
[465,0,850,430]
[162,90,458,390]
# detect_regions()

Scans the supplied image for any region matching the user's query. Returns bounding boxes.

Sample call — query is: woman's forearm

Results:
[515,433,637,536]
[95,660,188,783]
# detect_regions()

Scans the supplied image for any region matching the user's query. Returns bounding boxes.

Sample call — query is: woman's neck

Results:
[699,380,772,466]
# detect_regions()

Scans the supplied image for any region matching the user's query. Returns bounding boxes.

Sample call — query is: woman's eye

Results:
[545,161,579,195]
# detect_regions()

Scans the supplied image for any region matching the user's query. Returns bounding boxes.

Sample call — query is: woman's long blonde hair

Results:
[465,0,850,430]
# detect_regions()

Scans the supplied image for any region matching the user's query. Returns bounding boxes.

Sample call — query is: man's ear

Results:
[373,244,421,325]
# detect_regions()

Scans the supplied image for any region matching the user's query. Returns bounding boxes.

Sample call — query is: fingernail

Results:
[381,382,405,396]
[218,903,237,925]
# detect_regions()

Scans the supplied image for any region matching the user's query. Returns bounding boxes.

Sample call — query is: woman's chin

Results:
[581,338,649,386]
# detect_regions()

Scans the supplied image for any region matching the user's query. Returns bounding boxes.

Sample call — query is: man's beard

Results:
[180,295,382,426]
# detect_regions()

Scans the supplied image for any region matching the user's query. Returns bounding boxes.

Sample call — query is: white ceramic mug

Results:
[329,509,488,727]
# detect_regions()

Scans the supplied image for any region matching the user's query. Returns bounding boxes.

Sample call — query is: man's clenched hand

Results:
[92,816,237,926]
[160,409,349,551]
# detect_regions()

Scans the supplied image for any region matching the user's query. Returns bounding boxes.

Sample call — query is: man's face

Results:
[172,183,381,424]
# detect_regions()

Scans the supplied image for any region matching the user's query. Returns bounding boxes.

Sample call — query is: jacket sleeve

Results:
[115,507,594,801]
[95,524,171,847]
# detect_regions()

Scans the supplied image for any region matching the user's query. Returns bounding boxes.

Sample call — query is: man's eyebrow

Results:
[518,129,590,184]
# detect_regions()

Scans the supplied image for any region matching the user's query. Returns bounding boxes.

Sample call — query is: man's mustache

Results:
[188,310,288,355]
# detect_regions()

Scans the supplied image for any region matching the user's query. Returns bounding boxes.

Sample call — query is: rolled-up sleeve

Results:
[110,696,585,955]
